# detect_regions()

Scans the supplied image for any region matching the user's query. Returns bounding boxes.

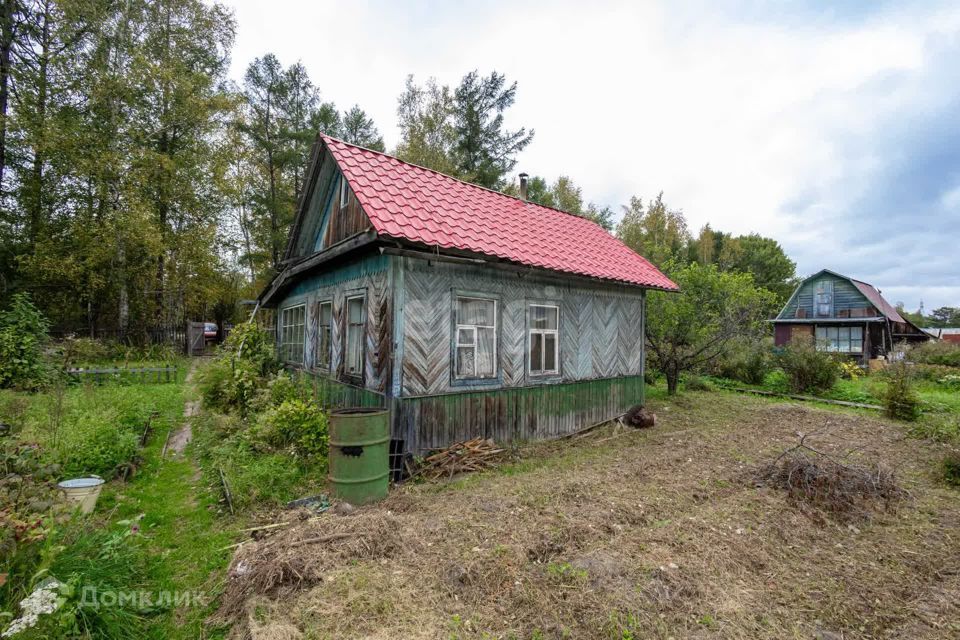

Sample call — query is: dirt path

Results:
[167,363,199,456]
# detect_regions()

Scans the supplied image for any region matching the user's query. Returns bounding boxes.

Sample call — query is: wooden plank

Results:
[727,386,882,410]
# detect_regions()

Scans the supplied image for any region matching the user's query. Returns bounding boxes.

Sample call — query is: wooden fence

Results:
[65,366,179,384]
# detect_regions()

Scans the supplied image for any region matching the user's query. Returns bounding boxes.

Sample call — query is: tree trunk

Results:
[27,0,51,244]
[666,364,680,395]
[0,0,15,195]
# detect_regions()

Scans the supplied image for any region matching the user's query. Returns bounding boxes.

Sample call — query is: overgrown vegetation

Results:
[645,262,777,394]
[194,324,330,510]
[775,339,839,394]
[197,322,280,416]
[908,340,960,368]
[881,362,922,422]
[0,294,51,390]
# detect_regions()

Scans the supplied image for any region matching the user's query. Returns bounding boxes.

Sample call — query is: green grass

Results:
[98,390,240,639]
[1,373,246,639]
[703,367,960,441]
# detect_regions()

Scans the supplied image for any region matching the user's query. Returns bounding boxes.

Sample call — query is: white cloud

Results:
[225,0,960,309]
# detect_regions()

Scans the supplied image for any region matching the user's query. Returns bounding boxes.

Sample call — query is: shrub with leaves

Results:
[937,374,960,391]
[683,376,713,392]
[254,399,329,458]
[0,294,51,390]
[838,360,864,380]
[198,322,279,415]
[714,338,773,385]
[942,452,960,487]
[881,363,922,422]
[776,339,839,394]
[907,340,960,368]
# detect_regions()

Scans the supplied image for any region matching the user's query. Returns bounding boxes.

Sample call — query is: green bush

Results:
[197,322,279,415]
[942,452,960,487]
[683,375,713,392]
[254,399,329,458]
[714,339,772,385]
[882,363,922,422]
[939,374,960,391]
[57,424,140,478]
[0,293,51,390]
[776,340,839,394]
[908,340,960,368]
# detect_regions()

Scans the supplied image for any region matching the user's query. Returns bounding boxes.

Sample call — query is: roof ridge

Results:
[319,133,610,227]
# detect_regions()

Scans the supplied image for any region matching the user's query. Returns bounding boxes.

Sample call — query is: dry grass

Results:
[214,394,960,639]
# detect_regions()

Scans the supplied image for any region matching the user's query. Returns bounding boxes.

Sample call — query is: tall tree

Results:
[617,193,691,268]
[396,70,533,188]
[395,74,456,175]
[341,104,384,151]
[451,70,533,189]
[646,262,777,394]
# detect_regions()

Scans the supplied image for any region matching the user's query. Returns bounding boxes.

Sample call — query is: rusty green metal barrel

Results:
[328,408,390,504]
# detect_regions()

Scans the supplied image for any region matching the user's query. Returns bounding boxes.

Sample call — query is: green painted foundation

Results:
[328,408,390,505]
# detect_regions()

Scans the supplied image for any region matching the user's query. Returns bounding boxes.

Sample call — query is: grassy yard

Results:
[0,366,245,639]
[214,388,960,640]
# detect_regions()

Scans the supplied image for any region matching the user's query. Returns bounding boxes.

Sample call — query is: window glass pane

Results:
[816,327,826,339]
[544,333,557,371]
[348,297,363,323]
[530,333,543,371]
[476,327,495,376]
[839,327,849,340]
[850,326,862,340]
[319,302,331,324]
[531,305,558,330]
[456,347,475,377]
[346,327,362,374]
[458,298,494,326]
[457,327,474,346]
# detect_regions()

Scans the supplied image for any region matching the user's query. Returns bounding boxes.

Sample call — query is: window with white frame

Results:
[815,326,863,353]
[529,304,559,375]
[317,301,332,370]
[455,296,497,379]
[279,304,306,364]
[345,295,365,377]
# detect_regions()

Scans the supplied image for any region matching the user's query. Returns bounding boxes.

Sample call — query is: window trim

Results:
[451,293,499,383]
[316,299,333,371]
[343,293,366,382]
[339,176,349,210]
[279,303,306,365]
[528,303,560,377]
[815,325,864,354]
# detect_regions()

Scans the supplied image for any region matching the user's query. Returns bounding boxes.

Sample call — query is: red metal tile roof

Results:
[322,135,678,291]
[850,279,907,324]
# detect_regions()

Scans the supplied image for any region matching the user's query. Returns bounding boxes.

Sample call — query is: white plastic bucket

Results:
[58,477,105,514]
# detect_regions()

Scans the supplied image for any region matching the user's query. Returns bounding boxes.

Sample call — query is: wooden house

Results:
[258,135,677,460]
[772,269,930,361]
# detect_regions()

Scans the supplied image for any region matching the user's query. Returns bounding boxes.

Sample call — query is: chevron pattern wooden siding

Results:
[401,265,450,395]
[274,258,390,394]
[400,258,646,396]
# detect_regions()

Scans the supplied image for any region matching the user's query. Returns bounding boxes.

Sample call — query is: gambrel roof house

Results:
[259,134,676,465]
[772,269,930,362]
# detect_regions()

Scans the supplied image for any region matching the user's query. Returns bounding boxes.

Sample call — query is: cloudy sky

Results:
[226,0,960,311]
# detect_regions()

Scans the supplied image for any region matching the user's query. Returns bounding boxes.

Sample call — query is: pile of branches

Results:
[755,432,907,521]
[416,438,505,480]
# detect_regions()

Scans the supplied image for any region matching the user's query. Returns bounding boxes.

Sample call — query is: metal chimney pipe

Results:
[519,173,529,201]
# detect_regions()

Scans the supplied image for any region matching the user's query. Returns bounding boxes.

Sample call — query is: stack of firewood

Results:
[417,438,505,480]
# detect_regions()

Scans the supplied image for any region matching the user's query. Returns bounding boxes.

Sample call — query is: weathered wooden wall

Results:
[394,375,644,453]
[398,257,646,396]
[780,273,873,319]
[278,252,391,393]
